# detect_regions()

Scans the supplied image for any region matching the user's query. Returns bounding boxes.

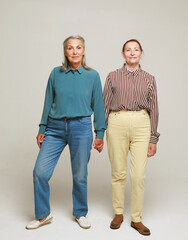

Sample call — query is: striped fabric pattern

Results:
[103,65,160,144]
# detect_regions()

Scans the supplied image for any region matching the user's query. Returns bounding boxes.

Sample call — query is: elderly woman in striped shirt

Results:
[103,39,160,235]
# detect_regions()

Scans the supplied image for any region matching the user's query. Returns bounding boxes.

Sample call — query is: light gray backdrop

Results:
[1,0,187,239]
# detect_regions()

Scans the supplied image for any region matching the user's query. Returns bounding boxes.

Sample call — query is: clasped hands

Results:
[93,139,104,153]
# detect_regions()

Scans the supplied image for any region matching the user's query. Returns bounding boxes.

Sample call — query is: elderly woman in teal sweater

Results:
[26,35,105,230]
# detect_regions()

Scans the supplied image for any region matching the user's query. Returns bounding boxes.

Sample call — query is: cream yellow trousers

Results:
[106,110,151,222]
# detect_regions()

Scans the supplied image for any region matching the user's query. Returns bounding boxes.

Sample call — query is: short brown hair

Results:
[122,39,143,53]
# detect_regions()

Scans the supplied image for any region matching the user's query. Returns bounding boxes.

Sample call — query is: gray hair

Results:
[60,35,91,71]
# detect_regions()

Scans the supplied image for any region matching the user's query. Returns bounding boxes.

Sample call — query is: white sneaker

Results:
[25,213,53,230]
[75,216,91,229]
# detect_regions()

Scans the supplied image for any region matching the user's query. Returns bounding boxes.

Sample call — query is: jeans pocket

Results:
[108,112,120,121]
[142,111,149,119]
[78,117,92,125]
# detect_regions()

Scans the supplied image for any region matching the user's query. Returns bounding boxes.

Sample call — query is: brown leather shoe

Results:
[131,221,151,235]
[110,214,123,229]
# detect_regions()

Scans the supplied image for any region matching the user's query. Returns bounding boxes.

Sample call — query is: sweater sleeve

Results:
[91,72,106,139]
[38,69,54,134]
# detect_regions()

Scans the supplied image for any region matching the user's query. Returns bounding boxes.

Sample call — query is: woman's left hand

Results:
[147,143,157,157]
[93,139,104,153]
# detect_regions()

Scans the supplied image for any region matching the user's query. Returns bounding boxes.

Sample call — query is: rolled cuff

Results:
[149,135,159,144]
[96,130,105,139]
[38,125,46,134]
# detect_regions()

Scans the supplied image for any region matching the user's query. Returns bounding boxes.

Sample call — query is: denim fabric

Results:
[33,116,93,219]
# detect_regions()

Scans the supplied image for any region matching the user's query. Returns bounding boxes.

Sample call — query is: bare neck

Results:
[69,62,82,70]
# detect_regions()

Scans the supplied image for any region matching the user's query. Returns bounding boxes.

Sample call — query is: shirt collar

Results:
[122,64,141,77]
[65,65,84,74]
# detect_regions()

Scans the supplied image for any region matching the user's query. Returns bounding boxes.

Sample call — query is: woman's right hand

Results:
[36,134,45,148]
[93,139,104,153]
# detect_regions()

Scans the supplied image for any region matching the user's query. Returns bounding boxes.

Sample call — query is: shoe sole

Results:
[26,217,53,230]
[110,220,123,229]
[110,225,121,229]
[131,223,151,236]
[75,218,91,229]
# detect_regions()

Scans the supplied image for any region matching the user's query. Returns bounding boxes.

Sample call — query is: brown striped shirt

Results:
[103,65,160,144]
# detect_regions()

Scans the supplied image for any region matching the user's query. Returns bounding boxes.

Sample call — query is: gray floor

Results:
[1,149,188,240]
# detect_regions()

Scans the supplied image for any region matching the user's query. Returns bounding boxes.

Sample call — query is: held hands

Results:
[93,139,104,153]
[36,134,45,148]
[147,143,157,157]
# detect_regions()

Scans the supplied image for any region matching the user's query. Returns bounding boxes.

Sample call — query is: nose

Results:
[73,48,77,55]
[130,50,135,56]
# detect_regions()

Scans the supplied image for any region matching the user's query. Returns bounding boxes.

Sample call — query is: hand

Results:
[93,139,104,153]
[36,134,45,148]
[147,143,157,157]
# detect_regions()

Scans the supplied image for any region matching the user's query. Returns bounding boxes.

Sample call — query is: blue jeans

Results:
[33,116,93,219]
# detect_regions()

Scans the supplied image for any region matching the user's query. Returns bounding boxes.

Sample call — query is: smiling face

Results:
[64,38,85,68]
[123,41,142,67]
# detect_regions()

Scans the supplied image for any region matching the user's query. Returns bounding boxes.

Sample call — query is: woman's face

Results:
[65,38,85,66]
[123,41,142,66]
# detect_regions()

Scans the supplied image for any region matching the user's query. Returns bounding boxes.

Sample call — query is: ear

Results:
[122,51,126,60]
